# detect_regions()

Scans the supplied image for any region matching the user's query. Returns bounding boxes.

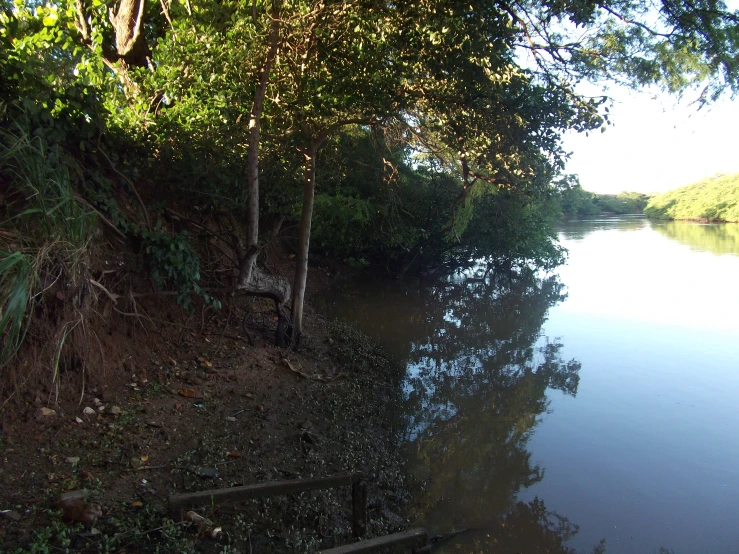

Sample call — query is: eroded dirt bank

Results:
[0,299,410,553]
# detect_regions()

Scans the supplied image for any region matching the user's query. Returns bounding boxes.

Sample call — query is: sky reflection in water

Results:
[521,216,739,554]
[318,216,739,554]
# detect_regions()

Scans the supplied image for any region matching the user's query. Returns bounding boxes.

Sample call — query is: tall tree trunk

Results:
[232,0,292,347]
[290,119,369,344]
[291,140,320,343]
[239,0,281,286]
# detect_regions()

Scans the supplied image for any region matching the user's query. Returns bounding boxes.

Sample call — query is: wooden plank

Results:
[318,528,428,554]
[169,472,362,518]
[351,479,367,538]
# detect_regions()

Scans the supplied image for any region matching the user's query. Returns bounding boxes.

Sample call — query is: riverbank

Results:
[643,173,739,222]
[0,295,410,552]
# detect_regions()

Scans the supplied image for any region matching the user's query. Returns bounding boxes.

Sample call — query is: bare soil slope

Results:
[0,295,409,553]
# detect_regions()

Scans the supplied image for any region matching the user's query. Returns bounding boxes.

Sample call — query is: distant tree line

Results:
[555,178,651,216]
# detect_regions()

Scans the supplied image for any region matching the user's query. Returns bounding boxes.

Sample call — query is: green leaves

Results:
[0,251,32,366]
[140,228,220,311]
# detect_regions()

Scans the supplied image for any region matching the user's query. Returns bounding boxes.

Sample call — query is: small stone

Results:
[83,407,96,415]
[110,406,124,415]
[2,510,21,522]
[58,490,89,503]
[75,417,83,424]
[225,416,236,422]
[93,398,102,407]
[36,407,56,420]
[66,457,81,464]
[97,406,106,413]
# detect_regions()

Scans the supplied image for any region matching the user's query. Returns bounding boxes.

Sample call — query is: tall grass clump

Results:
[0,117,96,376]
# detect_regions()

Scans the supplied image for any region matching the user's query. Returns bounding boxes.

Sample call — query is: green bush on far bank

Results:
[644,173,739,222]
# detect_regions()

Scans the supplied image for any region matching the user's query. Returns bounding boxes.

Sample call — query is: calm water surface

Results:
[319,216,739,553]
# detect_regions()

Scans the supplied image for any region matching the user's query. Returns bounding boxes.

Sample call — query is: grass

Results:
[0,118,96,375]
[644,173,739,222]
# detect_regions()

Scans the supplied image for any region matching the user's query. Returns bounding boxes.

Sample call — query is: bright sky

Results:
[561,85,739,195]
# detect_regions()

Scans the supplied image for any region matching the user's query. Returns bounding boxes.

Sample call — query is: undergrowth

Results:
[0,120,96,380]
[0,111,220,403]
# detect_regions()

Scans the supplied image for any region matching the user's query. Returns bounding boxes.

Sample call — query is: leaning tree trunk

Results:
[234,1,292,346]
[291,140,321,344]
[239,0,281,287]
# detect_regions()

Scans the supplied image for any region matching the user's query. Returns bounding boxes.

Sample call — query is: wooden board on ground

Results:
[318,528,428,554]
[169,472,362,519]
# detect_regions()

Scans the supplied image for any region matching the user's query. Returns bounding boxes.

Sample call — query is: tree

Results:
[7,0,739,345]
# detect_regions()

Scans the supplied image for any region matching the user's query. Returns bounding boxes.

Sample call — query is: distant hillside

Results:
[558,184,650,216]
[644,174,739,222]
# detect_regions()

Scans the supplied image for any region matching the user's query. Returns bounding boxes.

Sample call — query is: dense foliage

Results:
[644,173,739,222]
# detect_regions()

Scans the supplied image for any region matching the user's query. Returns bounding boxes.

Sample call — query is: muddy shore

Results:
[0,296,411,553]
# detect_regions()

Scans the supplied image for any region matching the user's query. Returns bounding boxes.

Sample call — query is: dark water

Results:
[318,216,739,553]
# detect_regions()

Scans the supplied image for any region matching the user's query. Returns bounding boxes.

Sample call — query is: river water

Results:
[318,216,739,553]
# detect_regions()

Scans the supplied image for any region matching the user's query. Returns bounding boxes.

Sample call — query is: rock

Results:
[75,417,83,424]
[36,407,56,420]
[82,407,96,415]
[184,511,211,526]
[187,465,219,479]
[58,490,88,503]
[93,398,102,407]
[57,491,101,525]
[225,416,236,422]
[2,510,21,522]
[184,511,222,539]
[110,406,124,415]
[66,457,80,464]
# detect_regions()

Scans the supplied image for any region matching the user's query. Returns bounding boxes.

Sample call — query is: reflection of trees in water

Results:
[319,269,600,552]
[402,272,583,552]
[558,215,646,240]
[649,220,739,255]
[442,498,605,554]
